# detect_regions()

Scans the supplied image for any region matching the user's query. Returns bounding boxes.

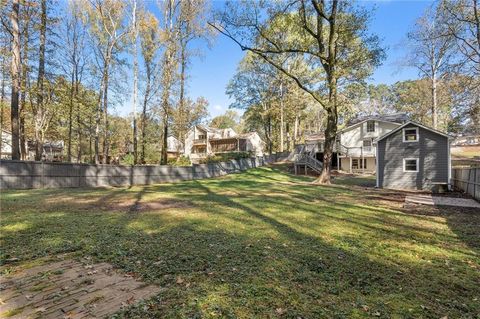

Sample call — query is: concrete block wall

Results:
[0,154,280,190]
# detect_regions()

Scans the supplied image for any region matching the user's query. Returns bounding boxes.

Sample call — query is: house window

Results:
[352,159,358,169]
[403,158,419,172]
[403,127,418,142]
[363,139,372,152]
[360,158,367,169]
[367,121,375,133]
[352,158,367,169]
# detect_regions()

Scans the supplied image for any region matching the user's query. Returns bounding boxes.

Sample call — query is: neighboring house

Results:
[452,135,480,146]
[184,125,264,162]
[336,113,408,173]
[376,121,451,191]
[27,140,65,162]
[1,129,12,159]
[166,136,184,159]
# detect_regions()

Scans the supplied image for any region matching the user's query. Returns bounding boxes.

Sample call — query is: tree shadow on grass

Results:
[2,169,480,317]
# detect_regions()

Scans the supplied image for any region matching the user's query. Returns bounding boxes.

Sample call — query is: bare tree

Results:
[62,0,88,162]
[84,0,128,164]
[159,0,179,165]
[406,6,455,129]
[138,10,161,164]
[6,0,21,160]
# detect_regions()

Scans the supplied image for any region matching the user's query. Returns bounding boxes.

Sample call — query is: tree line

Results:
[1,0,211,164]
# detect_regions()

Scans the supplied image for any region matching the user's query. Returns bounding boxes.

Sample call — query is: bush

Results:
[120,153,134,165]
[198,152,252,164]
[168,155,192,166]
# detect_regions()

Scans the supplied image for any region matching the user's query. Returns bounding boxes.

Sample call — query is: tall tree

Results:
[84,0,128,164]
[138,10,160,164]
[130,0,139,164]
[7,0,21,160]
[442,0,480,132]
[62,0,87,162]
[212,1,384,182]
[176,0,211,143]
[32,0,47,160]
[406,5,455,129]
[159,0,179,165]
[2,0,22,160]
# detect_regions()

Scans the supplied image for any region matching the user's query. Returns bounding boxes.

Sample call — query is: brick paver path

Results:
[0,259,160,318]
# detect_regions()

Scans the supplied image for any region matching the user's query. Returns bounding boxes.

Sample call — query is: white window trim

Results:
[403,158,419,173]
[366,120,376,133]
[403,127,419,143]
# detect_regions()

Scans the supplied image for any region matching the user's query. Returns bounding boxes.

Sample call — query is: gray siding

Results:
[377,124,449,190]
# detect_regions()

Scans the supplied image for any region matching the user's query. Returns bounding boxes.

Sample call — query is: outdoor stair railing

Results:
[295,152,323,174]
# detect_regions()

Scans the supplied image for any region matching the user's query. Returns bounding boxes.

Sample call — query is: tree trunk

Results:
[316,69,338,184]
[102,56,111,164]
[161,117,168,165]
[89,116,93,163]
[0,55,5,154]
[67,70,74,162]
[132,4,138,165]
[94,85,102,164]
[279,83,284,153]
[35,0,47,161]
[10,0,21,160]
[431,72,438,129]
[75,72,82,162]
[141,63,151,164]
[294,115,299,144]
[20,18,29,160]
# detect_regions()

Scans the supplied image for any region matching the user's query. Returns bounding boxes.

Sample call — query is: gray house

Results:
[376,121,451,191]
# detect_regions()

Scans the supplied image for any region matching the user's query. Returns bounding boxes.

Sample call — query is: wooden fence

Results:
[452,167,480,201]
[0,154,281,190]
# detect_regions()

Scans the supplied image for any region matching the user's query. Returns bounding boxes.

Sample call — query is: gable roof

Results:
[375,121,450,142]
[338,118,402,134]
[347,113,409,126]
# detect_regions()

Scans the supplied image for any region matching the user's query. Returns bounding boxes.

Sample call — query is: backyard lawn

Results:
[1,165,479,318]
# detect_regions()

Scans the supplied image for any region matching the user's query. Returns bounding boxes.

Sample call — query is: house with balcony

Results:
[184,125,264,162]
[336,113,408,173]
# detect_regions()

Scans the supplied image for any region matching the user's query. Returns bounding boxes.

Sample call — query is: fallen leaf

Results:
[176,277,184,284]
[276,307,286,315]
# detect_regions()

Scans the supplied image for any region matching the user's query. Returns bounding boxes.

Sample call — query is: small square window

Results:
[367,121,375,132]
[404,158,418,172]
[403,128,418,142]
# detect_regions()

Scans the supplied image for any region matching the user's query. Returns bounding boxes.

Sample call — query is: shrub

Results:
[168,155,192,166]
[198,152,252,164]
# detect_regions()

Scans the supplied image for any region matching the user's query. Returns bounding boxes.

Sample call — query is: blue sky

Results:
[117,0,433,118]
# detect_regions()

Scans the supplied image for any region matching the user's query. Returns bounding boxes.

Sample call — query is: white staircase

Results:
[294,146,323,174]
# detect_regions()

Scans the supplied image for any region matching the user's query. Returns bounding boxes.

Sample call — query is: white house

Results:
[184,125,264,162]
[336,114,408,173]
[1,129,12,159]
[166,136,184,159]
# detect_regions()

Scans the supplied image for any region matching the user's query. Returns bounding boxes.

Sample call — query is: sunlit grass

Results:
[1,165,479,318]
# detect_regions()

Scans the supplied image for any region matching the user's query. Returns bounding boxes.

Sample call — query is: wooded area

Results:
[1,0,479,183]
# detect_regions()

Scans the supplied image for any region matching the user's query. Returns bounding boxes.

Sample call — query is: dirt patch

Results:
[0,258,160,319]
[104,198,194,212]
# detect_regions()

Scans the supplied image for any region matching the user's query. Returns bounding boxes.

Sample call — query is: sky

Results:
[116,0,433,119]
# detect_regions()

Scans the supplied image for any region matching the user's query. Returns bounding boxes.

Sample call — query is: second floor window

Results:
[403,128,418,142]
[197,134,206,140]
[363,139,372,151]
[367,120,375,132]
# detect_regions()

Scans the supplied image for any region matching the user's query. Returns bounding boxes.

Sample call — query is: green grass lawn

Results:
[1,165,479,318]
